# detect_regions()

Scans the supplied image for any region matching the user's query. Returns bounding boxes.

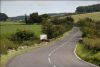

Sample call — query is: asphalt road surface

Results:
[7,27,98,67]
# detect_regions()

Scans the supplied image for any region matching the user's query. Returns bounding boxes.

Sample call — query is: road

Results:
[7,27,97,67]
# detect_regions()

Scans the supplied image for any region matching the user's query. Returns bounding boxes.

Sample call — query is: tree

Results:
[27,12,42,24]
[40,14,49,19]
[29,12,39,23]
[0,13,8,21]
[42,21,54,39]
[25,14,28,24]
[42,20,68,39]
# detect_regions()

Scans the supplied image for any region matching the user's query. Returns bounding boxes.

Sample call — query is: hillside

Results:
[72,12,100,22]
[9,16,28,21]
[75,12,100,66]
[76,4,100,13]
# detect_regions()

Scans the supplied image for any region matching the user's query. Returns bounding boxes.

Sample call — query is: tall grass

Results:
[75,15,100,66]
[83,38,100,50]
[76,43,100,66]
[72,12,100,22]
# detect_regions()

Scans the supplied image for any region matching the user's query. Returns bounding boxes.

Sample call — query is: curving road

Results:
[7,27,98,67]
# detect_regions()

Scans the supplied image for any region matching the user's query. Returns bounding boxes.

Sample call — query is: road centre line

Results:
[48,57,51,64]
[48,30,81,67]
[54,64,56,67]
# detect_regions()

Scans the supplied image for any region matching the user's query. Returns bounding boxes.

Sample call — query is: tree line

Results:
[0,4,100,21]
[76,4,100,13]
[25,13,49,24]
[25,12,74,39]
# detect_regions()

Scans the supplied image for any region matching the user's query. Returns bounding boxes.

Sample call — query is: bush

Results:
[52,25,66,38]
[10,30,35,44]
[0,30,38,54]
[76,18,100,50]
[95,21,100,37]
[50,16,74,25]
[42,21,54,39]
[76,18,98,38]
[42,16,74,39]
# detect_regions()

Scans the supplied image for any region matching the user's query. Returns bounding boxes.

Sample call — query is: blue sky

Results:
[1,1,100,17]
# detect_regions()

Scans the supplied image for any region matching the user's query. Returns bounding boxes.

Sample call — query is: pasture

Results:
[0,21,42,39]
[72,12,100,22]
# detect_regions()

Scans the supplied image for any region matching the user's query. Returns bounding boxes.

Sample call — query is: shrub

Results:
[10,30,35,44]
[50,16,74,26]
[95,21,100,37]
[42,16,74,39]
[42,21,54,39]
[76,18,100,50]
[52,25,66,38]
[76,18,99,38]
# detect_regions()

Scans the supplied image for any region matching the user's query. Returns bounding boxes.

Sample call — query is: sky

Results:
[1,1,100,17]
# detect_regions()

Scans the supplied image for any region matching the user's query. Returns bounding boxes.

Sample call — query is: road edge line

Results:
[74,44,99,67]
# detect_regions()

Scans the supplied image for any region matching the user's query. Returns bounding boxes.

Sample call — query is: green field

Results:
[76,43,100,66]
[0,21,42,39]
[0,21,42,67]
[72,12,100,22]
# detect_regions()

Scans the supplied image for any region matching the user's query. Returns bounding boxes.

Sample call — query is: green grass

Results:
[1,42,49,67]
[0,23,69,67]
[76,43,100,66]
[72,12,100,22]
[74,12,100,66]
[0,21,42,67]
[0,45,35,67]
[0,21,42,39]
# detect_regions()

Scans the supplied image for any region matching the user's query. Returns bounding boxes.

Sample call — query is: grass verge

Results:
[72,12,100,22]
[76,43,100,66]
[0,31,69,67]
[1,42,50,67]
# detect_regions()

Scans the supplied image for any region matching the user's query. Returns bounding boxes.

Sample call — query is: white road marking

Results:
[48,30,81,67]
[48,57,51,64]
[49,53,51,57]
[54,64,56,67]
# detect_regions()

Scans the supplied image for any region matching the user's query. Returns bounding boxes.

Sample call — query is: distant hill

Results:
[9,16,29,21]
[76,4,100,13]
[8,13,76,21]
[47,13,76,16]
